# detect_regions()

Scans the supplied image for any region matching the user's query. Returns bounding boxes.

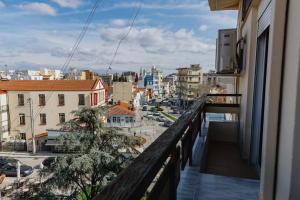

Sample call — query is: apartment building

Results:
[176,64,203,105]
[81,70,97,80]
[151,67,163,97]
[163,73,177,95]
[0,79,105,152]
[95,0,300,199]
[113,82,133,104]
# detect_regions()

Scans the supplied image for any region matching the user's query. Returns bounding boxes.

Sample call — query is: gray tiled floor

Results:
[177,166,260,200]
[177,122,260,200]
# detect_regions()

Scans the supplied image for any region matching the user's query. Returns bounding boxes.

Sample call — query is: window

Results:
[113,117,116,122]
[58,94,65,106]
[59,113,65,124]
[117,117,120,123]
[19,113,25,125]
[125,117,129,123]
[18,94,24,106]
[130,117,134,123]
[94,93,98,105]
[40,113,46,125]
[39,94,46,106]
[20,133,26,140]
[107,118,111,123]
[78,94,85,105]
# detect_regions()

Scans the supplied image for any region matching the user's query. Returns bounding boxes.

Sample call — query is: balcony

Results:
[94,94,259,200]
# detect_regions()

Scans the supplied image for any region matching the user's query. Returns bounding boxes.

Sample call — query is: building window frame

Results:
[39,94,46,106]
[58,94,65,106]
[18,94,25,106]
[78,94,85,106]
[40,113,47,125]
[19,113,25,125]
[59,113,65,124]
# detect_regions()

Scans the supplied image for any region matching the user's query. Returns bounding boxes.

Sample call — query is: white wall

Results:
[238,7,258,159]
[275,0,300,199]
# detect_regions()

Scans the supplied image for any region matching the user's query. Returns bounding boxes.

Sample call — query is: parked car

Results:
[150,107,157,112]
[142,106,147,111]
[0,158,33,177]
[153,112,160,116]
[163,121,173,127]
[156,107,164,111]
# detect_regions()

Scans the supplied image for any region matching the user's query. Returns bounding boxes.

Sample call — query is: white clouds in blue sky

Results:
[0,0,237,74]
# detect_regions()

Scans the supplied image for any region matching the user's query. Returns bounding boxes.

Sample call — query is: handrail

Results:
[95,95,206,200]
[94,94,240,200]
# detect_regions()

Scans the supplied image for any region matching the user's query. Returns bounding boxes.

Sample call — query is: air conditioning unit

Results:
[216,29,237,73]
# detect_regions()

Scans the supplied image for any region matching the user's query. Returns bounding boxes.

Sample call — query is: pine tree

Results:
[37,107,139,199]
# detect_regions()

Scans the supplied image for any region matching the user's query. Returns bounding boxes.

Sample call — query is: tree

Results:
[38,107,139,199]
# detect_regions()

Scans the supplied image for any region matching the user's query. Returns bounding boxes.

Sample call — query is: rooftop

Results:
[108,102,135,116]
[0,79,102,91]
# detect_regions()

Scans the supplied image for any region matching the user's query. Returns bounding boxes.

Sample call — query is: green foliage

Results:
[39,107,139,200]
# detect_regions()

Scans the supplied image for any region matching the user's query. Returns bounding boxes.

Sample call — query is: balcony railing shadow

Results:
[94,93,259,200]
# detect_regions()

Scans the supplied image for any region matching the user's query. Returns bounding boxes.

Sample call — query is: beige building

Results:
[113,82,133,104]
[81,70,97,80]
[0,79,105,152]
[176,64,203,104]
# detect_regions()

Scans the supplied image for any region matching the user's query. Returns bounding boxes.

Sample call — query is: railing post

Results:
[170,147,180,200]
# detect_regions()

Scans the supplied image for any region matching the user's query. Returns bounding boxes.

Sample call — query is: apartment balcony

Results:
[94,94,259,200]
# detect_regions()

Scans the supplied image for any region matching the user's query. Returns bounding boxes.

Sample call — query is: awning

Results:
[208,0,239,11]
[45,140,62,146]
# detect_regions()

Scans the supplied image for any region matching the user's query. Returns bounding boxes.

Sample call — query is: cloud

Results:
[112,2,208,11]
[111,19,128,27]
[200,13,237,27]
[0,1,5,8]
[18,3,57,16]
[51,0,83,9]
[199,25,208,32]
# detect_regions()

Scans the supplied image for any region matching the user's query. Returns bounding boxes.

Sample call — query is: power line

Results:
[92,0,142,74]
[24,0,105,137]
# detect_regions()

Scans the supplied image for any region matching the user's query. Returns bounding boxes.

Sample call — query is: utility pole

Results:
[27,98,36,154]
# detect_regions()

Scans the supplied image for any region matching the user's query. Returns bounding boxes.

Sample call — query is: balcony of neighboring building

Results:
[94,93,260,200]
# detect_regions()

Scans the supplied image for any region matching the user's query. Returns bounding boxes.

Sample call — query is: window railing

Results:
[94,94,241,200]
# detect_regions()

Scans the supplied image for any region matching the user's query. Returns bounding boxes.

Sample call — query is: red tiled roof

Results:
[0,79,102,91]
[108,104,135,116]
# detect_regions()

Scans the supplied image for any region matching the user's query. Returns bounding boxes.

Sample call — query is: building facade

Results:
[106,102,135,128]
[0,79,105,152]
[113,82,133,104]
[176,64,203,105]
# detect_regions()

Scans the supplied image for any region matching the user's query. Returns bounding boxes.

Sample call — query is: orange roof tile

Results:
[0,79,102,91]
[108,104,135,116]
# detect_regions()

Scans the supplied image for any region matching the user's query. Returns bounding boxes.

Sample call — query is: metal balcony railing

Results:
[94,94,241,200]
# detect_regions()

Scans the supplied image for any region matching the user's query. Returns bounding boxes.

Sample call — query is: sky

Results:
[0,0,237,74]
